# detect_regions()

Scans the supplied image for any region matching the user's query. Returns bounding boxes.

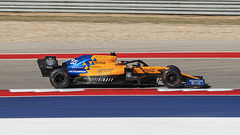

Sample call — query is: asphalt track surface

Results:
[1,40,240,134]
[1,40,240,53]
[1,40,240,89]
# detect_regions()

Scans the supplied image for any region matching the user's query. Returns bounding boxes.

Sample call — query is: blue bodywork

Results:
[187,79,205,86]
[65,55,96,76]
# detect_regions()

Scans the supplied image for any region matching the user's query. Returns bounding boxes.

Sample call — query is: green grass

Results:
[1,15,240,25]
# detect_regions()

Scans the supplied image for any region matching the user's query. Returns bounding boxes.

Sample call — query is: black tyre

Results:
[49,69,70,88]
[166,65,181,73]
[162,69,182,88]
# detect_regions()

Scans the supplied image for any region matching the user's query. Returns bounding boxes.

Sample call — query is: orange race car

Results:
[37,52,210,88]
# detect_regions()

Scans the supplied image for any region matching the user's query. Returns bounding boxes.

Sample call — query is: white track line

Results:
[9,89,85,92]
[157,88,234,92]
[8,88,236,93]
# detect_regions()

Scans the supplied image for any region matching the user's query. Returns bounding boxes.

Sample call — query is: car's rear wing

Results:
[37,56,59,77]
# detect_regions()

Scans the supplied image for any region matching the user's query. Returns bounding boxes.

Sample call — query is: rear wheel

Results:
[49,69,70,88]
[162,69,182,88]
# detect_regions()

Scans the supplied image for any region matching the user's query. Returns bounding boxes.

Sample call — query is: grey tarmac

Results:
[0,40,240,89]
[1,40,240,53]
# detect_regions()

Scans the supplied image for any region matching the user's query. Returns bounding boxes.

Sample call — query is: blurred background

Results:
[1,0,240,135]
[0,0,240,89]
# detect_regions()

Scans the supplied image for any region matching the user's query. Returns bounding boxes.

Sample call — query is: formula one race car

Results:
[37,52,210,88]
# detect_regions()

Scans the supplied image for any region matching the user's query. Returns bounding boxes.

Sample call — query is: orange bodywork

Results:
[78,55,200,80]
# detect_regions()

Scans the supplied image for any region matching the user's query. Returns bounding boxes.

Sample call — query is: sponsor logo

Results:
[94,61,106,64]
[98,69,114,75]
[45,58,55,66]
[68,70,87,73]
[90,66,101,68]
[187,79,205,85]
[70,59,78,65]
[144,68,155,73]
[71,67,85,69]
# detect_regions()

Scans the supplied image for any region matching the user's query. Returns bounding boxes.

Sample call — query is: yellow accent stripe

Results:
[181,73,200,79]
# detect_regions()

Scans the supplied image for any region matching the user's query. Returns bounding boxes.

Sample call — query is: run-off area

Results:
[0,59,239,89]
[0,118,239,135]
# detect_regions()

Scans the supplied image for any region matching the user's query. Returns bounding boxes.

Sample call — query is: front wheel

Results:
[49,69,70,88]
[166,65,181,73]
[162,69,182,88]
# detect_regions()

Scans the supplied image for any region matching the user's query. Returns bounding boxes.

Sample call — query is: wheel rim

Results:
[54,73,65,84]
[167,74,177,84]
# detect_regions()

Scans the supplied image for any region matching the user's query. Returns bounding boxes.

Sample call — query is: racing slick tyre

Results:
[166,65,181,73]
[162,69,182,88]
[49,68,70,88]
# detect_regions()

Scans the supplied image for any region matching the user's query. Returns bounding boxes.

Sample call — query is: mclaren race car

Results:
[37,52,210,88]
